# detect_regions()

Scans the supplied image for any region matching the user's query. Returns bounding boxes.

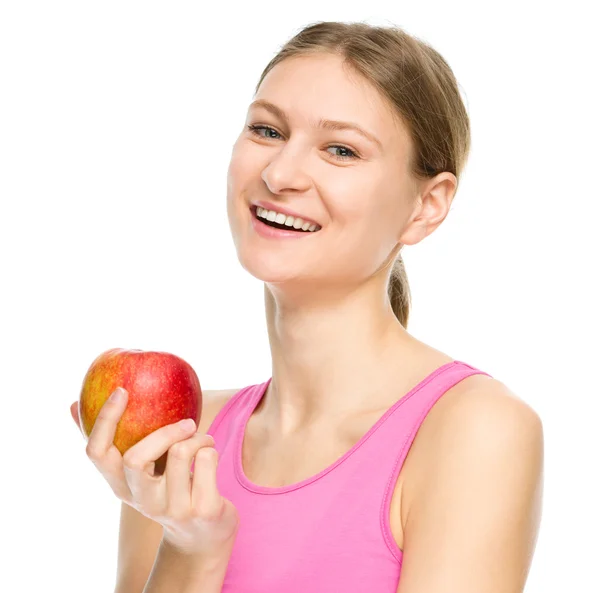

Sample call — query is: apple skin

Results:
[79,348,201,455]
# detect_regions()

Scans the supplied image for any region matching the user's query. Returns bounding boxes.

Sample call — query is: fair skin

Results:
[70,52,542,592]
[227,52,458,433]
[226,52,543,592]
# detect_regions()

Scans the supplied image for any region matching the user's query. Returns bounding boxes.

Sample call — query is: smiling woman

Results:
[111,19,543,593]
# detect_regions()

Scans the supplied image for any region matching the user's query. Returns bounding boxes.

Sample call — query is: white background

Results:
[1,1,598,591]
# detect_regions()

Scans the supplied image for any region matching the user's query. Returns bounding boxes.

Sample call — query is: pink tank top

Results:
[207,360,492,592]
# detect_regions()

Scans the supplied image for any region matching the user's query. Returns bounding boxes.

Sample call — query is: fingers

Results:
[122,418,198,503]
[71,402,85,439]
[70,401,80,428]
[85,387,128,461]
[164,431,216,516]
[191,443,222,519]
[83,387,133,502]
[71,401,87,440]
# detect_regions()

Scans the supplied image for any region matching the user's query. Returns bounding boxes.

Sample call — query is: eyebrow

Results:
[249,99,383,150]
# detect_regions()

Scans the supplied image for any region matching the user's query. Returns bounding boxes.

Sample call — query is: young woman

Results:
[71,21,543,593]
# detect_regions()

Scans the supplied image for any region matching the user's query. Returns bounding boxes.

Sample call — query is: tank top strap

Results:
[348,360,493,562]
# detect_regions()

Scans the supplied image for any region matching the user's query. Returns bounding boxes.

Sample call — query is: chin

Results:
[236,251,298,283]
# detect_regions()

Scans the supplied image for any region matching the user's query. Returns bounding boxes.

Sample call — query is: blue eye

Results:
[246,124,359,161]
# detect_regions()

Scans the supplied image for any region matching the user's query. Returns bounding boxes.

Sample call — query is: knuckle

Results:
[122,451,145,471]
[168,441,192,460]
[85,443,102,461]
[93,410,115,429]
[193,498,224,521]
[196,447,218,463]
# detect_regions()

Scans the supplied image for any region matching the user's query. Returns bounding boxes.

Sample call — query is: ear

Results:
[399,172,457,246]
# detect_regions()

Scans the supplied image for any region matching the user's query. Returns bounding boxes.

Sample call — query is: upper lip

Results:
[251,200,322,227]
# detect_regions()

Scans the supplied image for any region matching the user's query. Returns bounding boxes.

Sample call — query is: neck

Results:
[258,280,417,436]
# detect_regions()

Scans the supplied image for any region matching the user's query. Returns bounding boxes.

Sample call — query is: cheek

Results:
[319,218,390,282]
[226,143,254,211]
[229,137,262,179]
[326,192,403,274]
[227,141,247,189]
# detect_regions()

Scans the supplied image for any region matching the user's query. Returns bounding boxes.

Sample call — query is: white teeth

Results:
[256,207,321,232]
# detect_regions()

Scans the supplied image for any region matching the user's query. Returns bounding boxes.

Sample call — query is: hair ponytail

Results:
[388,253,411,328]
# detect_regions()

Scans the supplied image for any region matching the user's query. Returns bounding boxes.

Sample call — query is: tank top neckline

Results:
[234,359,462,495]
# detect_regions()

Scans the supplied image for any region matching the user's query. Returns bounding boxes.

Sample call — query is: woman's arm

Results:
[142,538,232,593]
[396,382,544,593]
[114,503,232,593]
[114,503,164,593]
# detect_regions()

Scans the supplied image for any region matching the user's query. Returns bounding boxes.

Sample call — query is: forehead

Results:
[252,53,408,150]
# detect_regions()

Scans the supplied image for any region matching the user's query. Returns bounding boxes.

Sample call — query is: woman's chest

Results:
[242,411,415,550]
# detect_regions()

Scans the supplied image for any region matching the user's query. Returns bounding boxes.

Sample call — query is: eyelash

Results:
[246,124,359,161]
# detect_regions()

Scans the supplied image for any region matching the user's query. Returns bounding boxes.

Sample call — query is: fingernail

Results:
[111,387,127,402]
[179,418,195,430]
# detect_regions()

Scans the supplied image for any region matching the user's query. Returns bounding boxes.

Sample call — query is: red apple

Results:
[79,348,201,454]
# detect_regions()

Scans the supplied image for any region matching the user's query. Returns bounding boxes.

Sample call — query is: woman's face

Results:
[226,53,421,289]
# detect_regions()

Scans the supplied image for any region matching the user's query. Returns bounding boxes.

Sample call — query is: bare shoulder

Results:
[429,375,543,451]
[427,374,542,440]
[196,387,244,433]
[403,375,543,511]
[397,377,544,592]
[428,375,543,474]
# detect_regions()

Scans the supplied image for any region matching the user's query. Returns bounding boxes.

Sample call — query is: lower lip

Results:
[250,207,319,240]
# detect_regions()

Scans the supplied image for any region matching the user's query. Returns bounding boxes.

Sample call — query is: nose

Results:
[261,144,312,195]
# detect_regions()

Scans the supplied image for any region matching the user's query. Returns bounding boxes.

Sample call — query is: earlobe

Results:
[398,221,429,246]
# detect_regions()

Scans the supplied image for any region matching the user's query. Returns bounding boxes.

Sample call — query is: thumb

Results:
[70,401,80,428]
[71,402,87,440]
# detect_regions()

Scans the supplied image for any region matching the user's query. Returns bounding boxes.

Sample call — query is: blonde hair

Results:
[254,21,471,328]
